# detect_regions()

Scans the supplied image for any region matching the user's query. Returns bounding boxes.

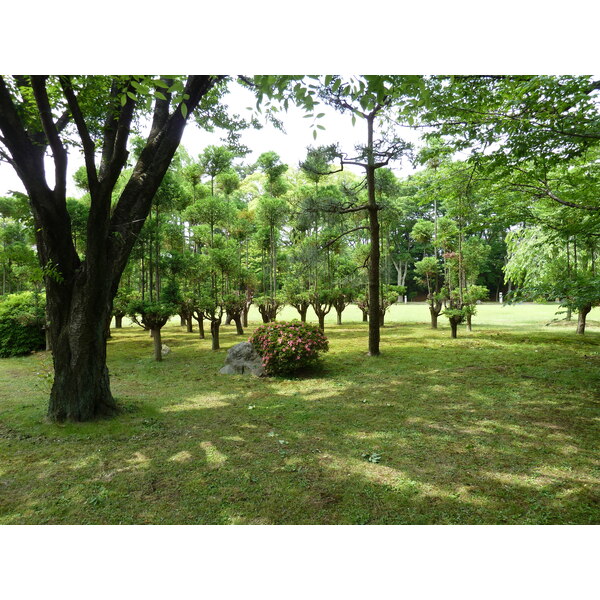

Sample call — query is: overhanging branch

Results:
[321,226,369,249]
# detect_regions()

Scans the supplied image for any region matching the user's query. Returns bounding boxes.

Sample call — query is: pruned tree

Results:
[300,83,413,354]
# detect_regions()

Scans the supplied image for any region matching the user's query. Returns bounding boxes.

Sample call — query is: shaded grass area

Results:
[1,310,599,524]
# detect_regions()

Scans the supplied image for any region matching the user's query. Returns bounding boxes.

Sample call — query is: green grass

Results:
[1,303,599,524]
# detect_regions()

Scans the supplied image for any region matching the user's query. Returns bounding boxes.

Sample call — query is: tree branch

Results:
[147,77,174,144]
[108,75,223,288]
[544,189,599,212]
[102,79,137,192]
[59,76,99,191]
[321,226,369,249]
[0,76,47,194]
[30,76,68,196]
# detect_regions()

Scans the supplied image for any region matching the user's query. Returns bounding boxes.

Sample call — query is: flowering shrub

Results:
[248,321,329,375]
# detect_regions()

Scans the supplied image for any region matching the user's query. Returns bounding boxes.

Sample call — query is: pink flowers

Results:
[248,320,329,375]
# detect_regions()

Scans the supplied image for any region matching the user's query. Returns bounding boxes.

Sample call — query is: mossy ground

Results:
[1,303,598,524]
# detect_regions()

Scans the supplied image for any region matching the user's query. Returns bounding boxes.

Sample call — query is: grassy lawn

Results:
[1,303,599,524]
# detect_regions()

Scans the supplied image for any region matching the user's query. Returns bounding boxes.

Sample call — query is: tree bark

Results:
[233,314,244,335]
[47,285,117,421]
[242,305,249,327]
[115,314,123,328]
[466,313,472,331]
[193,312,205,338]
[318,314,325,331]
[336,308,343,325]
[294,304,308,323]
[430,309,438,329]
[366,115,380,356]
[186,317,193,333]
[211,319,221,350]
[576,304,592,334]
[450,319,459,339]
[152,327,162,361]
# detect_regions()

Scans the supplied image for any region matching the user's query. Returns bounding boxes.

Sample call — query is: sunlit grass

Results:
[0,303,598,524]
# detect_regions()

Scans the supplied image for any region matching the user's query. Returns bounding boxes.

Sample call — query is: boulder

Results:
[161,344,171,357]
[219,341,264,376]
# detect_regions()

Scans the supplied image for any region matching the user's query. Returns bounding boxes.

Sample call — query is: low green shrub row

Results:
[0,292,45,358]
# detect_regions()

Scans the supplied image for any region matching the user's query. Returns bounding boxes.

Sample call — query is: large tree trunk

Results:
[242,305,249,328]
[0,75,221,422]
[362,309,368,322]
[466,313,472,331]
[576,304,592,334]
[336,308,343,325]
[186,317,193,333]
[115,314,123,328]
[45,305,52,351]
[47,282,118,422]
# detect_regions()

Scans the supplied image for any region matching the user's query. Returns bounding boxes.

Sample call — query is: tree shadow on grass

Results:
[2,322,599,524]
[2,357,599,524]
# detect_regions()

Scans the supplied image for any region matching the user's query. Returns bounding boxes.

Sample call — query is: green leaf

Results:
[154,91,167,101]
[312,129,317,140]
[316,113,325,118]
[126,91,136,101]
[168,80,184,94]
[181,103,188,119]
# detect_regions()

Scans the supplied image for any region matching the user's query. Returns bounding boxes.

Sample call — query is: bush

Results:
[248,321,329,375]
[0,292,46,358]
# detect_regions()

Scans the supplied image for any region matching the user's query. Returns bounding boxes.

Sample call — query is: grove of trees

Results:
[0,75,598,422]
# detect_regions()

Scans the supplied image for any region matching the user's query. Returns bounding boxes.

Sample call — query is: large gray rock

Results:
[219,342,265,377]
